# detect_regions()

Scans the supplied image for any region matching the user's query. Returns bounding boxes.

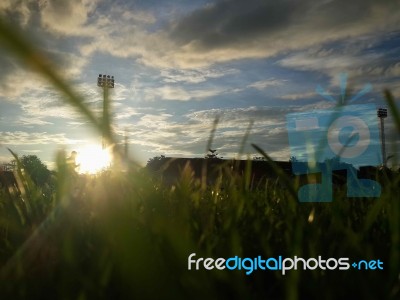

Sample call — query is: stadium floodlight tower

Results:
[377,108,388,167]
[97,74,115,149]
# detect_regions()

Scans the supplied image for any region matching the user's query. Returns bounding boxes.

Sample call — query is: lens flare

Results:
[75,145,112,174]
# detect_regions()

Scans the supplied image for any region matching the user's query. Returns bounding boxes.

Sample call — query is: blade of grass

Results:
[205,116,220,155]
[384,89,400,133]
[202,116,220,189]
[251,143,298,204]
[237,121,253,159]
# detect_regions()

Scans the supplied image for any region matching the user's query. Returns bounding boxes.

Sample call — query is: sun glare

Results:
[75,145,112,174]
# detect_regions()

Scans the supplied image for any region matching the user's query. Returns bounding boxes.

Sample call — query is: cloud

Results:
[182,107,290,157]
[5,0,393,73]
[0,41,89,100]
[169,0,304,49]
[3,0,400,71]
[390,85,400,98]
[248,78,286,90]
[0,0,34,27]
[114,107,142,120]
[17,116,53,126]
[385,62,400,77]
[153,86,191,101]
[77,4,165,60]
[118,98,396,162]
[185,106,288,126]
[168,1,393,69]
[153,0,400,68]
[120,105,299,160]
[280,92,317,101]
[160,68,239,83]
[277,44,400,91]
[19,89,80,120]
[0,131,81,145]
[21,149,42,153]
[278,50,370,75]
[39,0,99,36]
[137,113,174,129]
[48,50,90,77]
[142,85,225,101]
[0,69,45,99]
[1,0,399,164]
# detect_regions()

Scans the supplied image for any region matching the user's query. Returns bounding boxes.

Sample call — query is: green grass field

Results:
[0,18,399,300]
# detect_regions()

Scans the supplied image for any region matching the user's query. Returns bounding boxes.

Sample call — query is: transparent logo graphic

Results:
[286,73,382,202]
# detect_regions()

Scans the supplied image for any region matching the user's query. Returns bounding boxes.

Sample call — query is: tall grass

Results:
[0,18,399,300]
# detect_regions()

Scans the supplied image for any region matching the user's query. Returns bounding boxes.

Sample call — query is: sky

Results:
[0,0,399,168]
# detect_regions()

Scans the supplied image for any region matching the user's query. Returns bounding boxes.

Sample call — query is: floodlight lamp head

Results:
[377,108,388,118]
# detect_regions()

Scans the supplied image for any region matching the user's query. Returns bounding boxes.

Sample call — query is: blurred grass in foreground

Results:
[0,18,399,300]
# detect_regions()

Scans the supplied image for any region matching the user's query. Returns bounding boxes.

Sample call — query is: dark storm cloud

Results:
[170,0,302,49]
[169,0,400,51]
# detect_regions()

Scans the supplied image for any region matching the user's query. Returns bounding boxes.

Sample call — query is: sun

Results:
[75,145,112,174]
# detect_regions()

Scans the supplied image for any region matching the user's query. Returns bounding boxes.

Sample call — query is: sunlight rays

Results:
[75,145,112,174]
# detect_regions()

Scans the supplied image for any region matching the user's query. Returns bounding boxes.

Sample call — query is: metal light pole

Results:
[97,74,114,149]
[377,108,388,167]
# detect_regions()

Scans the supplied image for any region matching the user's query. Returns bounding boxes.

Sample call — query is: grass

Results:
[0,18,399,300]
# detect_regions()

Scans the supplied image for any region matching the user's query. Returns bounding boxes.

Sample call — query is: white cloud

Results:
[277,46,393,88]
[154,86,191,101]
[116,7,156,24]
[19,93,80,120]
[0,70,48,99]
[279,52,367,74]
[143,85,224,101]
[17,117,53,126]
[114,107,142,120]
[136,113,174,129]
[21,149,42,153]
[0,53,88,100]
[280,92,317,101]
[248,79,286,90]
[0,131,81,145]
[160,68,239,83]
[39,0,99,36]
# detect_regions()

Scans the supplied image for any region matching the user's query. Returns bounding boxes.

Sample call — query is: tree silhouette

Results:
[146,155,167,169]
[205,149,221,159]
[19,155,51,187]
[253,156,266,161]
